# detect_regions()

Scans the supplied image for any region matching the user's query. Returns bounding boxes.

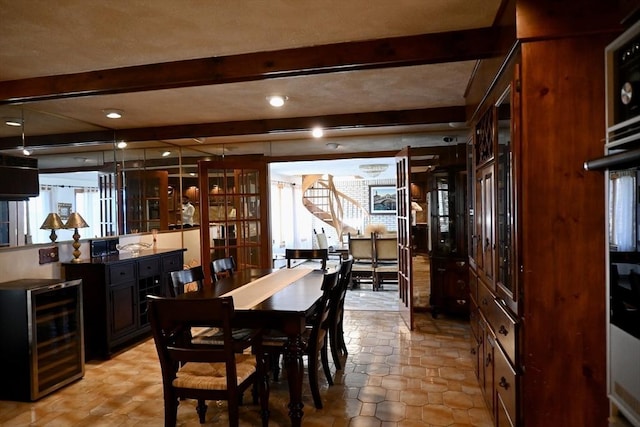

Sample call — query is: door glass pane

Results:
[496,87,513,294]
[201,161,266,272]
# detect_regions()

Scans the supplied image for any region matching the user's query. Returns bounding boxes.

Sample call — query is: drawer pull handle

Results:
[499,376,510,389]
[498,325,509,336]
[456,299,466,305]
[485,353,492,367]
[470,348,476,355]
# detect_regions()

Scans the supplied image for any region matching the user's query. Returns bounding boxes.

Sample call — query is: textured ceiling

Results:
[0,0,504,172]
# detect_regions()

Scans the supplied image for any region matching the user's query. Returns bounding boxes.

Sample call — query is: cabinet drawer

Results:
[162,253,183,273]
[477,278,495,322]
[138,257,160,278]
[491,299,518,365]
[469,299,479,339]
[494,342,517,426]
[469,269,478,304]
[108,263,135,285]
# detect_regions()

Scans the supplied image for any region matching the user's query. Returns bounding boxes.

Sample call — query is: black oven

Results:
[584,19,640,427]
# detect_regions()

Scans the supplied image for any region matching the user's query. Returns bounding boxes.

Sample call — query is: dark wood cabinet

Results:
[63,249,184,360]
[428,168,469,317]
[468,18,611,423]
[430,257,469,316]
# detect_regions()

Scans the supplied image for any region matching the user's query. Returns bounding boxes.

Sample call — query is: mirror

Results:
[0,139,205,248]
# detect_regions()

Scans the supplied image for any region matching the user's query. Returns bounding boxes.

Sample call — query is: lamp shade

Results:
[40,213,64,230]
[64,212,89,229]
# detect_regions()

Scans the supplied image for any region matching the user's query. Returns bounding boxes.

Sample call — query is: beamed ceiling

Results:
[0,0,513,173]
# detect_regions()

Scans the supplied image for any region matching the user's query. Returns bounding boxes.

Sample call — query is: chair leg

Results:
[164,393,178,427]
[196,399,207,424]
[259,367,270,427]
[338,318,348,359]
[321,338,333,386]
[307,349,323,409]
[329,326,342,370]
[227,393,240,427]
[270,352,281,382]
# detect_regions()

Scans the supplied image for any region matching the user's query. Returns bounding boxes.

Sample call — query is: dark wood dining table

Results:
[176,267,327,426]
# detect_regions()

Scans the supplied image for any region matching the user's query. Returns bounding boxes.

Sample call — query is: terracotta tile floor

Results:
[0,307,492,427]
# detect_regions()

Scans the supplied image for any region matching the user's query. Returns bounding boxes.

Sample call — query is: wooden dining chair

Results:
[348,233,375,289]
[147,295,269,427]
[211,256,236,282]
[262,269,339,409]
[169,265,205,297]
[373,234,399,291]
[170,264,253,347]
[328,256,353,370]
[285,248,329,270]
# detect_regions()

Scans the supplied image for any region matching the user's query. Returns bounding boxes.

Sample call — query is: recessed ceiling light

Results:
[267,95,287,107]
[312,127,324,138]
[326,142,339,150]
[162,151,171,157]
[117,141,127,149]
[4,118,23,127]
[103,109,124,119]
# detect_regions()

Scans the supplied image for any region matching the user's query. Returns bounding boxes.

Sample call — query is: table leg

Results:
[284,334,305,426]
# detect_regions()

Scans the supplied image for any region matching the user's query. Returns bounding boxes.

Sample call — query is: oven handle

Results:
[584,146,640,171]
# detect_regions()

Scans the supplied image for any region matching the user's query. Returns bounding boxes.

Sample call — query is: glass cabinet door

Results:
[431,172,456,255]
[198,158,270,281]
[495,73,520,313]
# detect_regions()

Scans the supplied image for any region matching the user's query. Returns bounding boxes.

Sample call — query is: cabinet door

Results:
[198,157,271,283]
[483,327,496,415]
[477,164,495,285]
[108,281,137,343]
[495,70,521,315]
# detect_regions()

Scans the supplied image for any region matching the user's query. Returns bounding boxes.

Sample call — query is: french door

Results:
[198,157,271,284]
[396,147,414,330]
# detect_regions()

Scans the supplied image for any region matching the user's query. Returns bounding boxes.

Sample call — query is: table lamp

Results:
[64,212,89,263]
[40,213,65,243]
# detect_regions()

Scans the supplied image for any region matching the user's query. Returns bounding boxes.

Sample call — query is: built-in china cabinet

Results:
[467,15,615,425]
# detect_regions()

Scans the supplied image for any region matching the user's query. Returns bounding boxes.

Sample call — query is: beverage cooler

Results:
[585,18,640,427]
[0,278,84,401]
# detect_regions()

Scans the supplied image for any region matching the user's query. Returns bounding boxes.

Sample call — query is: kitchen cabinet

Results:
[63,248,184,360]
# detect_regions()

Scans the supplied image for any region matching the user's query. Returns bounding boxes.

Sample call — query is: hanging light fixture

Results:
[359,163,389,178]
[18,110,32,156]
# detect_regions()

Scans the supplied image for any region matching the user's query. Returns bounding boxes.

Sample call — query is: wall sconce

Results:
[40,213,65,243]
[64,212,89,263]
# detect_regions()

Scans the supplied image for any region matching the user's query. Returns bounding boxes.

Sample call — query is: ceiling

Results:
[0,1,507,176]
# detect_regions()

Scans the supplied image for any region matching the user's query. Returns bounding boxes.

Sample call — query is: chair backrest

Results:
[374,235,398,263]
[348,233,374,262]
[308,269,340,345]
[331,256,353,319]
[169,265,205,297]
[211,256,236,281]
[147,295,244,390]
[314,228,328,249]
[285,248,328,270]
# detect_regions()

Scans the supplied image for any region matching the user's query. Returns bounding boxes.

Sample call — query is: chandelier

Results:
[359,163,389,177]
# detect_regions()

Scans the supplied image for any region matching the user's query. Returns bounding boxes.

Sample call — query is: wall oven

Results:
[585,18,640,427]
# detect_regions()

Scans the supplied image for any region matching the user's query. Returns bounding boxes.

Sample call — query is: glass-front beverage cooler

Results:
[0,278,84,401]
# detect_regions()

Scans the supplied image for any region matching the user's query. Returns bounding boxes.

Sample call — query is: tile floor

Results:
[0,304,492,426]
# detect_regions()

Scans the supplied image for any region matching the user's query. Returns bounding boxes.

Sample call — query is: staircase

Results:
[301,174,368,240]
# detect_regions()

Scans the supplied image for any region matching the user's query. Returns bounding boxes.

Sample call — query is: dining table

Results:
[176,266,330,426]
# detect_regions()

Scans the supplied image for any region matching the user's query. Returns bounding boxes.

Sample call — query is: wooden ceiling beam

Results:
[0,28,504,104]
[0,106,466,150]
